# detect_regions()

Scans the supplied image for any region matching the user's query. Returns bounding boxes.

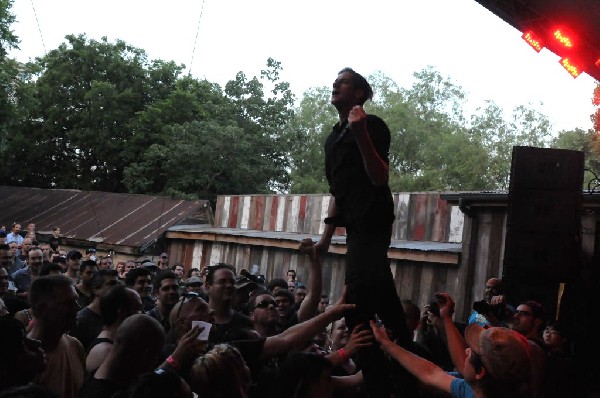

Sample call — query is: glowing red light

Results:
[559,58,581,78]
[596,58,600,68]
[553,30,573,48]
[522,31,544,52]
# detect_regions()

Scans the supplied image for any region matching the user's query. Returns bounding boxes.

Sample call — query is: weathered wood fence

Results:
[165,193,488,320]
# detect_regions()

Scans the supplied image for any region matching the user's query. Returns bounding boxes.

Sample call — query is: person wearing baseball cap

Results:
[65,250,83,284]
[371,292,533,398]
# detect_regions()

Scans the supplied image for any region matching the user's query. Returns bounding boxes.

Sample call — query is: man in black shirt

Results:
[316,67,414,397]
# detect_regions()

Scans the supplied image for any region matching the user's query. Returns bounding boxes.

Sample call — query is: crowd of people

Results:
[0,224,578,398]
[0,69,581,397]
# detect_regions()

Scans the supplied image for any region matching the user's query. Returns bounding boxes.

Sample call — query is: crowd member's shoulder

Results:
[450,377,474,398]
[233,310,253,326]
[230,338,267,370]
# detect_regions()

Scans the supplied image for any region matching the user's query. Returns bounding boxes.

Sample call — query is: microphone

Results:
[338,122,351,141]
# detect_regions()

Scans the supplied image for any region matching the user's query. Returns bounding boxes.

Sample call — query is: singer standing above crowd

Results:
[315,67,415,397]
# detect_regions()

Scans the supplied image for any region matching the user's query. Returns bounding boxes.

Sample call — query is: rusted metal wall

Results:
[214,193,464,243]
[0,185,211,251]
[169,192,600,322]
[168,192,474,320]
[167,237,469,318]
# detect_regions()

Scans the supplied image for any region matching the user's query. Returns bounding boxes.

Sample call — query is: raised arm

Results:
[436,293,468,375]
[315,198,336,256]
[297,239,322,322]
[349,106,389,187]
[370,320,454,394]
[260,289,354,362]
[325,324,372,372]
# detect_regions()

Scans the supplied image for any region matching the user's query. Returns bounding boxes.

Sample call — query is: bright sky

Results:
[8,0,598,133]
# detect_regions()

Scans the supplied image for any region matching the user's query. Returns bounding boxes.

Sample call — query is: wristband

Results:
[166,355,181,370]
[337,348,349,362]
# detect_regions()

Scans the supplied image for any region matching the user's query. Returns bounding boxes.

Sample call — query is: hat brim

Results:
[464,324,486,355]
[236,281,258,290]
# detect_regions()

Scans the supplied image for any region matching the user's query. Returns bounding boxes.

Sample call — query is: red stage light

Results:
[596,58,600,68]
[553,30,573,48]
[522,30,544,52]
[559,58,581,78]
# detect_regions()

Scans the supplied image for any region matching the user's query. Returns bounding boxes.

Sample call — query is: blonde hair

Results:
[190,344,251,398]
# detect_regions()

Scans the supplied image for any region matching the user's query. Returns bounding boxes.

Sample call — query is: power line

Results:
[30,0,47,54]
[188,0,206,76]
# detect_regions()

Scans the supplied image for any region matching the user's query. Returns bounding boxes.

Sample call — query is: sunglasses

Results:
[255,299,277,309]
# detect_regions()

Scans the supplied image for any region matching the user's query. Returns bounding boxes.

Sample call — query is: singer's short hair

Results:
[338,67,373,105]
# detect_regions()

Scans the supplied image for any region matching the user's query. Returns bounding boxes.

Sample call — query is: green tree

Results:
[126,120,279,200]
[287,67,554,193]
[224,58,294,193]
[122,76,234,194]
[552,128,600,187]
[285,86,336,193]
[0,0,17,58]
[371,67,488,191]
[7,34,183,190]
[124,58,295,202]
[0,0,20,172]
[469,101,551,189]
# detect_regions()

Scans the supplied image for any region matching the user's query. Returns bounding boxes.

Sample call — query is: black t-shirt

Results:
[75,286,93,309]
[141,296,156,312]
[1,294,29,316]
[71,307,103,351]
[277,309,299,334]
[79,377,122,398]
[324,114,395,231]
[209,311,254,344]
[49,236,60,251]
[230,339,279,398]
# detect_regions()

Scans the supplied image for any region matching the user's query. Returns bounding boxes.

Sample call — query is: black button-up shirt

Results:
[324,114,395,232]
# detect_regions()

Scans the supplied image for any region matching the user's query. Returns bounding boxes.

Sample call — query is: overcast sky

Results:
[8,0,598,133]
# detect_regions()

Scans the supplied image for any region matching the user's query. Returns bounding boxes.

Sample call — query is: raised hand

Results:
[344,324,374,356]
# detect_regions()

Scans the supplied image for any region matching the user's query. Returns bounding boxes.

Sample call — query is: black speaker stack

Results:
[503,146,584,314]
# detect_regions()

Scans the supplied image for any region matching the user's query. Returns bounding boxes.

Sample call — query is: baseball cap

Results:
[141,260,157,269]
[465,324,532,383]
[236,269,265,289]
[66,250,83,260]
[186,276,203,286]
[235,274,258,289]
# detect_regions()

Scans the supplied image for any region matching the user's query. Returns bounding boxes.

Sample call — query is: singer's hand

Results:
[348,105,367,134]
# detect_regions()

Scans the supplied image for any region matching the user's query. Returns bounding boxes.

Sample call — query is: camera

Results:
[472,300,505,321]
[428,301,440,317]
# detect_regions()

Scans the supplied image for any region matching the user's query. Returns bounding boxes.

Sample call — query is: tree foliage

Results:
[1,28,295,202]
[0,0,19,157]
[552,128,600,187]
[3,35,178,191]
[0,0,591,200]
[286,67,554,193]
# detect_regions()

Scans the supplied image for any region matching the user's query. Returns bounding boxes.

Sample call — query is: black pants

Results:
[344,227,417,398]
